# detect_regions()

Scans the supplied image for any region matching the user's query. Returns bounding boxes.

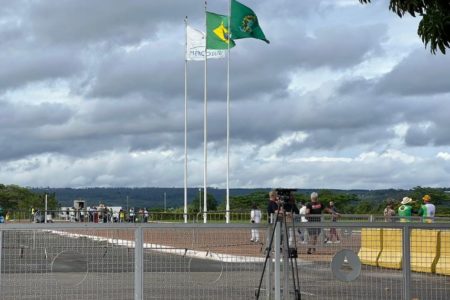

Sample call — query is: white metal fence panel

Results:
[1,221,450,299]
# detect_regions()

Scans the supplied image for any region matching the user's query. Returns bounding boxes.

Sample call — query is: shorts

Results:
[308,228,321,236]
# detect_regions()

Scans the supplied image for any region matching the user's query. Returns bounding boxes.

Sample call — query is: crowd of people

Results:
[30,206,150,223]
[253,190,437,254]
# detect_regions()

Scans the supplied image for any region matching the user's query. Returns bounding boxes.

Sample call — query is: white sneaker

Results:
[334,240,341,244]
[326,240,333,244]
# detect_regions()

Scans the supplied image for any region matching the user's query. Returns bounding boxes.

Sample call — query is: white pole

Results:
[203,0,208,224]
[134,227,143,300]
[274,222,281,300]
[164,192,167,212]
[225,0,231,224]
[0,231,2,285]
[199,188,202,213]
[184,16,189,224]
[44,194,48,224]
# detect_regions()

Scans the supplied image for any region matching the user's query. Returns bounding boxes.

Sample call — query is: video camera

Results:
[275,188,297,204]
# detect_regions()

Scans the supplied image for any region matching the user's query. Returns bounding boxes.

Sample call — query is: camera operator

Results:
[271,189,299,247]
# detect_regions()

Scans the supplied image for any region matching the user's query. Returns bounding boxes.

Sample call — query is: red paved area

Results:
[63,227,362,261]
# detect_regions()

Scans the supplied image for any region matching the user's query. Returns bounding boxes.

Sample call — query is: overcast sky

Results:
[1,0,449,189]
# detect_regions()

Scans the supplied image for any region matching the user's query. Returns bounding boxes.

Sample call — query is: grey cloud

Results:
[278,127,395,155]
[220,23,388,100]
[404,125,432,146]
[87,42,184,99]
[3,0,447,189]
[0,22,24,46]
[88,22,388,103]
[0,100,74,161]
[296,24,387,69]
[398,95,450,147]
[376,49,450,96]
[0,47,83,90]
[0,101,73,130]
[27,0,201,46]
[405,123,450,147]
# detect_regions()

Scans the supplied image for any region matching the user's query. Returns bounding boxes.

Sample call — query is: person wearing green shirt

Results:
[398,197,415,222]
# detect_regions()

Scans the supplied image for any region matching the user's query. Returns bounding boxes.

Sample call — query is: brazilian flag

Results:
[230,0,269,43]
[206,12,236,50]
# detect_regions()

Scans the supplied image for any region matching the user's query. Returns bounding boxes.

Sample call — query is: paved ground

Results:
[1,227,449,299]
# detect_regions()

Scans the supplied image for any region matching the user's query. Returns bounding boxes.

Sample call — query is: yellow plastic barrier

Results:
[377,229,402,269]
[358,228,382,266]
[410,229,440,273]
[435,231,450,275]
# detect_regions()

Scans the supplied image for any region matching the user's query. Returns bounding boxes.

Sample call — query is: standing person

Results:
[383,200,396,222]
[129,208,135,223]
[113,210,119,223]
[250,203,262,242]
[298,202,308,244]
[267,190,279,223]
[30,207,35,223]
[136,208,143,223]
[327,201,340,243]
[398,197,414,222]
[143,208,149,223]
[80,208,85,223]
[119,209,125,223]
[306,192,331,254]
[418,194,435,223]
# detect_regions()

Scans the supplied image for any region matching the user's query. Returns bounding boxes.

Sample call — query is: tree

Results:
[360,0,450,54]
[0,184,59,211]
[225,191,268,210]
[407,186,450,206]
[188,192,218,213]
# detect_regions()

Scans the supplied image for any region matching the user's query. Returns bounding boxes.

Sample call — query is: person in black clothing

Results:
[306,192,331,254]
[267,190,279,223]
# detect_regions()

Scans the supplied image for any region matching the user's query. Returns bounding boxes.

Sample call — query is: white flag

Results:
[186,25,226,61]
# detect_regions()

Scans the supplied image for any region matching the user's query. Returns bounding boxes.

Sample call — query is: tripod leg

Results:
[255,212,281,300]
[288,214,302,300]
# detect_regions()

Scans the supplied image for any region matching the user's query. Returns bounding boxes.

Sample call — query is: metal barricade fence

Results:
[1,220,450,299]
[282,221,450,300]
[10,210,265,224]
[0,223,268,300]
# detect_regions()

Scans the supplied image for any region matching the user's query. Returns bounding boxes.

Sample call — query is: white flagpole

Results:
[184,16,188,224]
[203,0,208,224]
[226,0,231,224]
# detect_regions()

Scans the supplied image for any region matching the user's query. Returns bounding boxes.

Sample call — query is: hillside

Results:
[29,187,413,209]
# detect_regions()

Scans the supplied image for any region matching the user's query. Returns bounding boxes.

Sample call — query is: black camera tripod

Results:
[255,204,301,300]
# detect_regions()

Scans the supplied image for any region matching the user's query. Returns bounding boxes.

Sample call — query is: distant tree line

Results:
[0,184,58,212]
[3,185,450,216]
[217,187,450,216]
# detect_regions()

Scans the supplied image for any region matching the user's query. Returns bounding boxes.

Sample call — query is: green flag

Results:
[206,12,236,50]
[230,0,269,43]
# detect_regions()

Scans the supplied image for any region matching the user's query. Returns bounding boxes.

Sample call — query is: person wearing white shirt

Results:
[298,202,308,243]
[250,203,262,242]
